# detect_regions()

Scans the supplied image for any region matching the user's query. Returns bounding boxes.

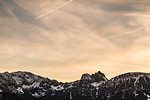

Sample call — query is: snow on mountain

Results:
[31,92,40,98]
[0,71,150,100]
[51,85,64,91]
[91,82,103,88]
[0,71,107,98]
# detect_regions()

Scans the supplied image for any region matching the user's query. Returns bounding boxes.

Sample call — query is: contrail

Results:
[122,13,150,17]
[107,13,150,17]
[107,27,143,39]
[35,0,73,19]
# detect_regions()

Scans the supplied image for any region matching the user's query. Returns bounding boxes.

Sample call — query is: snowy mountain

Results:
[0,71,150,100]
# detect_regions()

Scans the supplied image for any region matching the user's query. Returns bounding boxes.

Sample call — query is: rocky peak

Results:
[80,71,108,82]
[92,71,105,77]
[91,71,108,82]
[81,73,92,81]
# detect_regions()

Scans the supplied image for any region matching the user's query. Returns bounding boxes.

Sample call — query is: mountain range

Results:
[0,71,150,100]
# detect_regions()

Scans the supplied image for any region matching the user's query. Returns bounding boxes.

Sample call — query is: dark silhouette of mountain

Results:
[0,71,150,100]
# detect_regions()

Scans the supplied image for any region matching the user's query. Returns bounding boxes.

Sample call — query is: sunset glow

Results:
[0,0,150,82]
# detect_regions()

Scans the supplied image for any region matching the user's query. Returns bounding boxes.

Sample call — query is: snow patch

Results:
[91,82,103,88]
[32,92,40,98]
[147,95,150,100]
[26,78,33,83]
[70,92,72,100]
[51,85,64,91]
[66,84,73,89]
[51,93,55,96]
[16,87,24,94]
[32,82,40,88]
[12,77,22,85]
[22,84,31,89]
[22,82,40,89]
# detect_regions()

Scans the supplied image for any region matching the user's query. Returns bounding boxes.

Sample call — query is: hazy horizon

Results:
[0,70,148,82]
[0,0,150,82]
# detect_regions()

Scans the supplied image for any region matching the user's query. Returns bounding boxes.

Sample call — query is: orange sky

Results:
[0,0,150,82]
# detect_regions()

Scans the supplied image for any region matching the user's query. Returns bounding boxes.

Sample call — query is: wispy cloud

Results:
[35,0,73,19]
[0,0,150,81]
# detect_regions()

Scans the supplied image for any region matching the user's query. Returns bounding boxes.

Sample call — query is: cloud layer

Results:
[0,0,150,81]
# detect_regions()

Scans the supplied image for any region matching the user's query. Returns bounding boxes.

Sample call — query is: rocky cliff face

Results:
[0,71,150,100]
[81,71,108,82]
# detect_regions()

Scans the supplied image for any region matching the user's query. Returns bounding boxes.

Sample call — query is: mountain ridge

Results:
[0,71,150,100]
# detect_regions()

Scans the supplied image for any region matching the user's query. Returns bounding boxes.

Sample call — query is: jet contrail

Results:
[107,27,143,39]
[122,13,150,17]
[107,13,150,17]
[35,0,73,19]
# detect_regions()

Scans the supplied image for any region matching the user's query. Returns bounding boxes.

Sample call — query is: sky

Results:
[0,0,150,82]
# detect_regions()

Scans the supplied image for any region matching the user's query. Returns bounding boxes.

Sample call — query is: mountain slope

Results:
[0,71,150,100]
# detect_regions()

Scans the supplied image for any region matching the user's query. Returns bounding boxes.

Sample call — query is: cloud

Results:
[100,3,140,13]
[35,0,74,19]
[0,0,150,81]
[0,0,51,31]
